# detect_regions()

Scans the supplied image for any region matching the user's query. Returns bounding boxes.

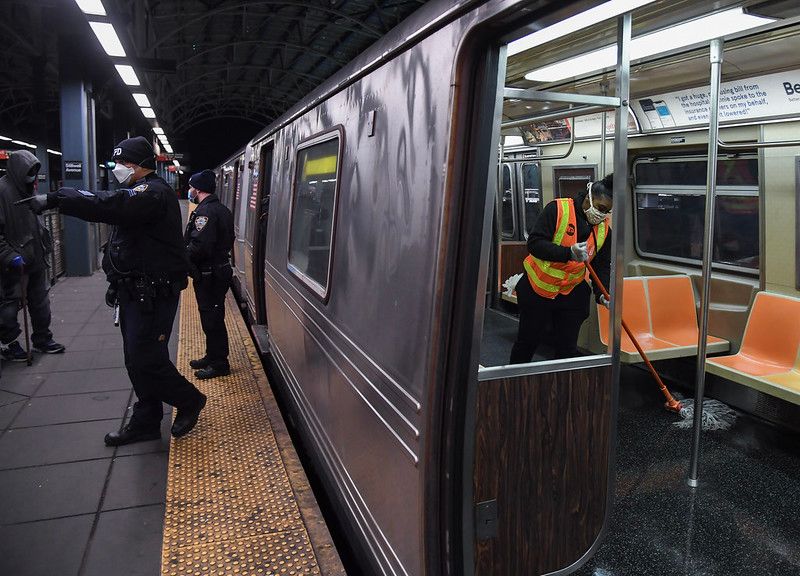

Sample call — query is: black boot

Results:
[189,356,211,369]
[194,364,231,380]
[104,423,161,446]
[171,393,207,438]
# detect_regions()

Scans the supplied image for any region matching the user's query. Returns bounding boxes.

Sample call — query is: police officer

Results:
[185,169,234,379]
[25,136,206,446]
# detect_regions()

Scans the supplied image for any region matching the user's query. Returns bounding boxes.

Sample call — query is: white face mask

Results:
[112,163,135,184]
[584,183,610,226]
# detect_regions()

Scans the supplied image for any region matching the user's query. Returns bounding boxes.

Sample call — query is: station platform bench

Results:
[706,291,800,406]
[597,275,730,363]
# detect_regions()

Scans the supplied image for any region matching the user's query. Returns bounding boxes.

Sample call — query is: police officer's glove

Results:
[598,294,610,308]
[188,264,202,284]
[105,284,118,308]
[9,255,25,269]
[569,241,589,262]
[27,193,58,214]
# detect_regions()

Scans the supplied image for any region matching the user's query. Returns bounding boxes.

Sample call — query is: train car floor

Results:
[575,365,800,576]
[0,271,345,576]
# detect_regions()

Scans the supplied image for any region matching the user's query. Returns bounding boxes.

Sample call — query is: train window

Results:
[634,157,759,271]
[287,133,341,298]
[500,164,515,238]
[520,162,541,237]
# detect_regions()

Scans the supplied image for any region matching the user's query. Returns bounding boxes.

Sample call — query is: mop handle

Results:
[585,262,681,412]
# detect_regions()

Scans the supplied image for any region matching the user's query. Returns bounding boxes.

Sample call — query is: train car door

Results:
[554,165,596,200]
[253,141,273,329]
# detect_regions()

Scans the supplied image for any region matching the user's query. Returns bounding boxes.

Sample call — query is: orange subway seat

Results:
[707,292,800,376]
[646,276,726,347]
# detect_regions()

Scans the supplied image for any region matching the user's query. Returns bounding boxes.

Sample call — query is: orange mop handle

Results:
[585,262,682,413]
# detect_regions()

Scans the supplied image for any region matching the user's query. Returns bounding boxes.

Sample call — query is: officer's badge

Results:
[195,216,209,231]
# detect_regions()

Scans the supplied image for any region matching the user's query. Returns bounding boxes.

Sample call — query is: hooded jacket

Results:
[0,150,51,272]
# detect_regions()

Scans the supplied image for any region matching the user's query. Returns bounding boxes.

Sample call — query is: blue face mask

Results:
[189,187,199,204]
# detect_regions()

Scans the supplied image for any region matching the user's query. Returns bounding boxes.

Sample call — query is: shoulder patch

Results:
[195,216,209,231]
[132,184,149,193]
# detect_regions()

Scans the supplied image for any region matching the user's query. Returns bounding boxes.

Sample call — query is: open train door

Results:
[250,141,274,354]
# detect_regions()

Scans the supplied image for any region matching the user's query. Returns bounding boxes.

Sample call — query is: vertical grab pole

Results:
[609,13,631,361]
[600,81,608,178]
[687,38,724,488]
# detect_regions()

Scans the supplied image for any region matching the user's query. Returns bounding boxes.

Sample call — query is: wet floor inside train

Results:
[574,365,800,576]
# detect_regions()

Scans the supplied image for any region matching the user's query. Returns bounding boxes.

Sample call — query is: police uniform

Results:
[27,136,206,445]
[184,170,234,379]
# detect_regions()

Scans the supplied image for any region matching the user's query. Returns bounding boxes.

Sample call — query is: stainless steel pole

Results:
[610,13,631,359]
[687,38,724,488]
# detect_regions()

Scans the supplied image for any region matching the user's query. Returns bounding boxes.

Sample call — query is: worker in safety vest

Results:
[509,174,614,364]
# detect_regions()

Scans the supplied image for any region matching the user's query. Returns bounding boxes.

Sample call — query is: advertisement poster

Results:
[519,109,638,145]
[631,69,800,130]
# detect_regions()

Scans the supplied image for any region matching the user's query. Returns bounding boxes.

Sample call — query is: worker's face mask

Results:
[584,183,611,226]
[188,187,200,204]
[112,163,135,184]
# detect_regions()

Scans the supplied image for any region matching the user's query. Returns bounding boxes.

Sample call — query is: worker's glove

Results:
[9,255,25,269]
[28,193,57,215]
[598,294,610,308]
[569,241,589,262]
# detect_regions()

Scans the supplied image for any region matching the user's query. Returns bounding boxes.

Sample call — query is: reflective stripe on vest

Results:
[523,198,608,299]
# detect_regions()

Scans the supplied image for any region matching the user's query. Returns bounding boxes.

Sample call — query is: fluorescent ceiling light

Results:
[74,0,106,16]
[152,127,165,135]
[47,149,62,156]
[132,93,151,107]
[525,8,774,82]
[509,0,657,56]
[140,107,156,119]
[172,160,180,167]
[178,170,184,174]
[12,140,36,149]
[115,64,140,86]
[89,22,126,57]
[0,135,11,141]
[164,144,174,154]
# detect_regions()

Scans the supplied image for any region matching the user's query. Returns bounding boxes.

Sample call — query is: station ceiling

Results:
[0,0,429,169]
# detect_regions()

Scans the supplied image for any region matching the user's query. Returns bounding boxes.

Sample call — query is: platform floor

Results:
[0,271,344,576]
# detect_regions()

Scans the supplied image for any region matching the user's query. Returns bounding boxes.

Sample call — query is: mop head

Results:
[674,398,737,431]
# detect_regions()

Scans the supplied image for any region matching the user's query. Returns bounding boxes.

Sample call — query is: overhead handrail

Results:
[504,87,620,108]
[501,104,616,129]
[718,137,800,150]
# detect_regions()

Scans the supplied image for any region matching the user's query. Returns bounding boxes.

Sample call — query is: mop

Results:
[586,262,736,431]
[20,264,33,367]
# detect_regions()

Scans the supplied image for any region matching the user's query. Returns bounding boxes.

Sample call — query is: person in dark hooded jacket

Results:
[0,150,65,360]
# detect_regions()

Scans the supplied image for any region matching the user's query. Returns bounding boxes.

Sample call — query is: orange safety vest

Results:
[523,198,608,299]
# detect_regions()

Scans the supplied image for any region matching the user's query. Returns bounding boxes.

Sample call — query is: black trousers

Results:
[193,265,231,369]
[509,275,591,364]
[0,267,53,347]
[118,287,203,431]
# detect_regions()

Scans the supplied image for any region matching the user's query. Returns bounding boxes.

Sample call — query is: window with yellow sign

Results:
[288,134,341,296]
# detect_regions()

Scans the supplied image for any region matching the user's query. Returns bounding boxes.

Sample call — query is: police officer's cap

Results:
[112,136,156,169]
[189,170,216,194]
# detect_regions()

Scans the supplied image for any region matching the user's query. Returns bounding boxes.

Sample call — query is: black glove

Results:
[105,284,118,308]
[28,193,58,215]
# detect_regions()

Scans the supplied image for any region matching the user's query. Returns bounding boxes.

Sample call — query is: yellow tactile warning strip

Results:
[161,284,346,576]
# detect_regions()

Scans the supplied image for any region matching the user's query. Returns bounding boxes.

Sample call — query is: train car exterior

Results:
[219,1,623,575]
[216,0,800,574]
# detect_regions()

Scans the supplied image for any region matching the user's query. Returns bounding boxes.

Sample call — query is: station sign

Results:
[64,160,83,179]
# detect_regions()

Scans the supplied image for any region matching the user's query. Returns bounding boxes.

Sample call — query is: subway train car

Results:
[215,0,800,575]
